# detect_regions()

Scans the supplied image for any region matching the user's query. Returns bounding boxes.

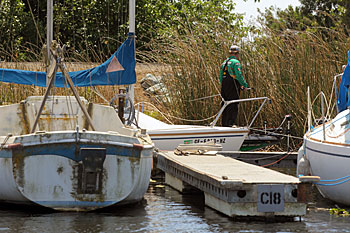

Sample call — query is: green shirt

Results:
[219,56,248,88]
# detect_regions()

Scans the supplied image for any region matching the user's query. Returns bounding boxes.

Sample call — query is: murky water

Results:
[0,181,349,233]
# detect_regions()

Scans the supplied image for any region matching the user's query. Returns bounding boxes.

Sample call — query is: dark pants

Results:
[221,77,241,127]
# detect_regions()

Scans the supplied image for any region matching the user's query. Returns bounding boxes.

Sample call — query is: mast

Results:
[47,0,53,86]
[128,0,135,101]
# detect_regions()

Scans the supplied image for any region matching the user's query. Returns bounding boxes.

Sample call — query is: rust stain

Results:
[53,185,64,199]
[57,166,63,174]
[84,103,94,130]
[12,149,25,188]
[19,102,30,134]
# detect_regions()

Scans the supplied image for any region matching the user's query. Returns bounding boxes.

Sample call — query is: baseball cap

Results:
[229,45,240,53]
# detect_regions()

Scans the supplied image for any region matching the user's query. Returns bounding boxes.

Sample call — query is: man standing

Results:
[219,45,248,127]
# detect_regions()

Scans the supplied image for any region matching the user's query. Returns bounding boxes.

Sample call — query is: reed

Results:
[148,24,349,150]
[1,23,348,151]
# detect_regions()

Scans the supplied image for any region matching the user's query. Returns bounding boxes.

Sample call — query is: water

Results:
[0,181,349,233]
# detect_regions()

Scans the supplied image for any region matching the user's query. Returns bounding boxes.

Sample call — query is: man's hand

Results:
[241,86,249,91]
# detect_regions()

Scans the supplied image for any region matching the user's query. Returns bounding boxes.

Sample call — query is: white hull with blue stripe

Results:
[0,96,153,211]
[137,111,248,151]
[301,109,350,205]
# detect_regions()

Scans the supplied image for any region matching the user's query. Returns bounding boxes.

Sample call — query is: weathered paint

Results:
[5,131,151,210]
[0,96,154,211]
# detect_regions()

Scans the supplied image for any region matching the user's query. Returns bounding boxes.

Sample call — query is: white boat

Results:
[298,42,350,205]
[300,109,350,205]
[0,96,153,211]
[0,0,154,211]
[136,97,269,151]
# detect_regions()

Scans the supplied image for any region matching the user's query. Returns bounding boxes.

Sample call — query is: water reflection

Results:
[0,181,348,233]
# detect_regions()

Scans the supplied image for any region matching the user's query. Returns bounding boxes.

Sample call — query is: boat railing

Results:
[306,72,344,139]
[210,97,269,128]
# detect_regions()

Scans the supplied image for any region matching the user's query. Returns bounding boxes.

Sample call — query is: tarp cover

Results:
[0,34,136,87]
[338,40,350,112]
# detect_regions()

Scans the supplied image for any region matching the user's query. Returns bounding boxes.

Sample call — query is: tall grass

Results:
[148,24,349,150]
[0,21,348,151]
[242,28,348,141]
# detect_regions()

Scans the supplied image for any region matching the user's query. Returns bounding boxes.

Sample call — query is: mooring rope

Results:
[236,152,291,161]
[260,151,293,167]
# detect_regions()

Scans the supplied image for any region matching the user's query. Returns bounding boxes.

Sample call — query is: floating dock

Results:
[157,151,307,219]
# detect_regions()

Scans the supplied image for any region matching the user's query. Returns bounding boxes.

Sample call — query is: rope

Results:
[248,128,304,140]
[135,102,173,124]
[135,101,219,123]
[189,94,221,102]
[92,86,109,104]
[25,0,44,45]
[260,151,292,167]
[236,153,289,161]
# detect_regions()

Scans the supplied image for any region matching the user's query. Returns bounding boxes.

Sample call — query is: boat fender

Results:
[296,145,310,176]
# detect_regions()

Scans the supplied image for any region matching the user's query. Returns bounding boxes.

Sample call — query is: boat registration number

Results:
[257,184,284,212]
[189,138,226,144]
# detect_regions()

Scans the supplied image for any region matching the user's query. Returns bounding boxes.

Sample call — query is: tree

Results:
[0,0,245,62]
[258,0,350,33]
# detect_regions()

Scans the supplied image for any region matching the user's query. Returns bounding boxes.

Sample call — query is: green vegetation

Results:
[0,0,350,150]
[144,0,350,150]
[329,208,350,217]
[0,0,240,62]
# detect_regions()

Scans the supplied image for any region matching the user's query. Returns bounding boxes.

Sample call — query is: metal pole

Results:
[129,0,135,33]
[47,0,53,86]
[286,115,291,152]
[334,73,343,113]
[210,97,269,127]
[128,0,135,102]
[321,92,326,141]
[307,86,311,132]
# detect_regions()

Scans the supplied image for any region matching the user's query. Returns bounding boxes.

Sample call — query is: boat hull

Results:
[0,131,153,211]
[148,126,248,151]
[304,137,350,205]
[303,110,350,205]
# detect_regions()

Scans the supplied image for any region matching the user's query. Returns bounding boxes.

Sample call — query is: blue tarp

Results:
[338,40,350,112]
[0,33,136,87]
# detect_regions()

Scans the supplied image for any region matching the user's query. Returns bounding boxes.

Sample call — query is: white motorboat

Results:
[136,97,270,151]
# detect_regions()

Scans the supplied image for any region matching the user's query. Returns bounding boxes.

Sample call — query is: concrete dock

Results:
[157,151,307,219]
